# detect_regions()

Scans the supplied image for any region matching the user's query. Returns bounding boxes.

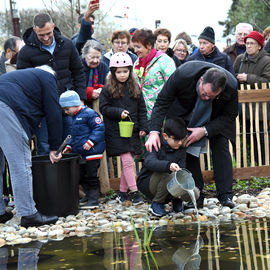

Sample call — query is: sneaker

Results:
[131,191,144,206]
[172,199,183,213]
[116,192,128,203]
[79,196,88,206]
[149,202,166,217]
[80,199,99,210]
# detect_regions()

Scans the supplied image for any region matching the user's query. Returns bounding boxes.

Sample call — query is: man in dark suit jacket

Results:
[146,61,238,208]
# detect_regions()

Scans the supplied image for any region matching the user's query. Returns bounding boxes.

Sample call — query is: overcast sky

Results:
[1,0,233,46]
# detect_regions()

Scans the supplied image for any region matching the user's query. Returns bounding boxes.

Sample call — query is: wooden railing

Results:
[199,82,270,183]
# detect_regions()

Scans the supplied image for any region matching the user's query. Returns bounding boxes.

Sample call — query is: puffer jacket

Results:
[17,27,86,99]
[66,106,105,160]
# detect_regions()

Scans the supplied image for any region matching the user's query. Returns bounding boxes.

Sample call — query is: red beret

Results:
[244,31,264,48]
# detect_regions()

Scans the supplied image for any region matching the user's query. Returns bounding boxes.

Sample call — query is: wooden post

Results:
[92,99,110,194]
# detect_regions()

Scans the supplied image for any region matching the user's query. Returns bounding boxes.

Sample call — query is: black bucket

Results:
[32,153,80,217]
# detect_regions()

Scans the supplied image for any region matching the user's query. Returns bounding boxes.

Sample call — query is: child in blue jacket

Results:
[59,90,105,209]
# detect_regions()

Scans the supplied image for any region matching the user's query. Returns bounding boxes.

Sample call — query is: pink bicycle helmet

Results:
[109,52,133,68]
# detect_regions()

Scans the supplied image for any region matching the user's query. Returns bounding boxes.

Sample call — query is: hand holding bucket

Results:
[118,114,134,138]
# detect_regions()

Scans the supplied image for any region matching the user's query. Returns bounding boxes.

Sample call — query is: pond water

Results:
[3,218,270,269]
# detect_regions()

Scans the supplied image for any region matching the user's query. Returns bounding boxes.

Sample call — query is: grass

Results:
[205,176,270,192]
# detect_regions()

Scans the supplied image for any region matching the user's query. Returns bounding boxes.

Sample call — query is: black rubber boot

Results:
[80,186,100,210]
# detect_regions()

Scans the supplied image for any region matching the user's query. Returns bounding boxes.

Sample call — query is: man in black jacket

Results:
[17,13,85,154]
[146,61,238,208]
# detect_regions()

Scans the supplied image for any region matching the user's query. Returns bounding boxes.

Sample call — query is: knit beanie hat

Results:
[59,90,81,108]
[198,26,215,44]
[244,31,264,48]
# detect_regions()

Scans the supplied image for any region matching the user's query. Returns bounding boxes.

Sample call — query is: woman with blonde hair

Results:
[171,38,189,64]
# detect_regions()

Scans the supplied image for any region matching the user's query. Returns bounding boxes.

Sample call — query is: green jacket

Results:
[134,52,176,119]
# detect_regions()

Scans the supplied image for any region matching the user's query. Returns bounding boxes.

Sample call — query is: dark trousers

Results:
[186,135,233,201]
[80,159,100,190]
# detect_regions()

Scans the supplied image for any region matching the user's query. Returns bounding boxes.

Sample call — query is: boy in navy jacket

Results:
[59,90,105,209]
[137,118,188,217]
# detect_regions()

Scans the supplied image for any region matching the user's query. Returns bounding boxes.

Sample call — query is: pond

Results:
[3,218,270,269]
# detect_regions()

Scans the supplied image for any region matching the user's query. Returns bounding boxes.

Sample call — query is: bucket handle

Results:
[175,168,192,175]
[124,114,132,122]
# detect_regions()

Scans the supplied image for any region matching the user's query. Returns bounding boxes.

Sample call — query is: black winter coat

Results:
[150,61,238,142]
[137,138,186,199]
[187,46,236,76]
[99,85,148,156]
[17,27,86,99]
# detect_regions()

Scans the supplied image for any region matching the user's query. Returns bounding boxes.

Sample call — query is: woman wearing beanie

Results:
[234,30,270,86]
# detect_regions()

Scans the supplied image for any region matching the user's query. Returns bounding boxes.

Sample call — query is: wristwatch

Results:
[202,126,208,137]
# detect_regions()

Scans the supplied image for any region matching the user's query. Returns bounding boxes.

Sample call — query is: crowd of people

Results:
[1,0,270,226]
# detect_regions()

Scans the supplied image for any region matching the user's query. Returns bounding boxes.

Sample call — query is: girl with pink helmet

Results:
[100,52,148,205]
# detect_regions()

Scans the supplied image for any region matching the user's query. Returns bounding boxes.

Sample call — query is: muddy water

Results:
[4,219,270,269]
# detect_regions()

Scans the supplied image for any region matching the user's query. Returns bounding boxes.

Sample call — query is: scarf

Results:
[186,81,213,157]
[88,68,98,87]
[134,48,157,78]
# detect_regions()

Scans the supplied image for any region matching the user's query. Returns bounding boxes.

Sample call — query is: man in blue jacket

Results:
[0,66,63,227]
[187,26,235,76]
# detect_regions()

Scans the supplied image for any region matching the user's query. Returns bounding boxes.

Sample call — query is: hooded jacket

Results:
[17,27,86,99]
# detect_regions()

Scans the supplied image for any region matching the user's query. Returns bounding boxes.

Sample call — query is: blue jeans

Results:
[35,114,71,155]
[0,101,37,216]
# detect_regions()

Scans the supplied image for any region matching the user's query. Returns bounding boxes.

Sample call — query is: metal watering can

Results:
[167,169,199,202]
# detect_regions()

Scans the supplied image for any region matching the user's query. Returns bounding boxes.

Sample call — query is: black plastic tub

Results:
[32,153,80,217]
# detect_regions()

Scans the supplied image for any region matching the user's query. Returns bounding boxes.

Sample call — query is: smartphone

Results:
[90,0,99,5]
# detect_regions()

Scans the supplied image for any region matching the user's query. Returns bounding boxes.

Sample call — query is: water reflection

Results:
[0,241,43,270]
[4,219,270,269]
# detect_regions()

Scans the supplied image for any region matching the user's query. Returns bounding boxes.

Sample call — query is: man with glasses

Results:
[224,23,253,64]
[0,36,22,75]
[102,30,137,68]
[145,61,238,209]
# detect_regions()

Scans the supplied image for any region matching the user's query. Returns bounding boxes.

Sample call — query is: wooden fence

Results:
[94,84,270,192]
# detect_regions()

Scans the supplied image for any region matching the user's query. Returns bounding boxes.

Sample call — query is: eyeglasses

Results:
[175,49,187,54]
[246,42,258,46]
[113,41,127,46]
[169,136,182,143]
